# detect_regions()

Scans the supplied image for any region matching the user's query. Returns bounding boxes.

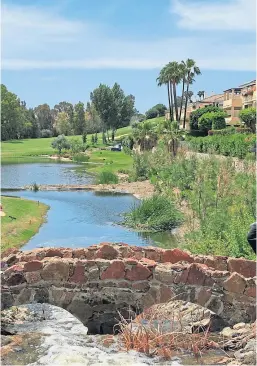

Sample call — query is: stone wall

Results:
[1,243,256,333]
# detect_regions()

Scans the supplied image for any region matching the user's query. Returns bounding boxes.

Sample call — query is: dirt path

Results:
[23,181,155,200]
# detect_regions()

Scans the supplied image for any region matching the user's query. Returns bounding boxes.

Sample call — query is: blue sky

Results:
[2,0,256,113]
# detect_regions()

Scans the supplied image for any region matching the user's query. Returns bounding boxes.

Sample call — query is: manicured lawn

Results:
[1,196,49,252]
[85,150,133,174]
[1,127,132,164]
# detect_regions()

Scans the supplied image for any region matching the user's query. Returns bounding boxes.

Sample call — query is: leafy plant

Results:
[198,111,226,133]
[51,134,70,155]
[124,195,183,231]
[190,105,222,131]
[97,170,119,184]
[239,107,256,132]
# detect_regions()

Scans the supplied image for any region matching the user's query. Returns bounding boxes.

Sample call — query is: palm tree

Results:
[197,90,205,100]
[183,59,201,129]
[178,61,187,123]
[132,120,157,151]
[157,66,173,122]
[166,62,182,122]
[156,119,184,157]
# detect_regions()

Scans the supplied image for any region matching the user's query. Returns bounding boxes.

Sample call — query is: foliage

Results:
[34,104,54,131]
[69,138,84,154]
[124,195,183,232]
[32,182,39,192]
[74,102,86,135]
[190,105,222,131]
[122,135,134,154]
[72,153,90,163]
[40,129,53,138]
[188,134,256,158]
[1,84,23,140]
[97,170,119,184]
[145,108,159,119]
[239,107,256,132]
[198,111,226,132]
[131,152,150,181]
[208,126,236,136]
[55,112,72,136]
[148,151,255,259]
[51,134,71,155]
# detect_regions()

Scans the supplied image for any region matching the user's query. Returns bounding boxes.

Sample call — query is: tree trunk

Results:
[169,81,174,122]
[167,83,172,122]
[106,129,110,142]
[172,83,179,122]
[183,80,190,129]
[179,77,185,123]
[111,129,115,141]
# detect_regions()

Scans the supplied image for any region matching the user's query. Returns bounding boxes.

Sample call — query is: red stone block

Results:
[25,271,41,284]
[223,272,246,293]
[72,248,86,259]
[124,258,138,265]
[227,258,256,278]
[96,244,119,260]
[24,260,43,272]
[69,263,86,283]
[5,264,24,275]
[101,260,125,280]
[140,258,157,267]
[45,248,63,258]
[125,262,152,281]
[144,248,163,262]
[161,248,194,264]
[197,288,212,306]
[186,263,209,286]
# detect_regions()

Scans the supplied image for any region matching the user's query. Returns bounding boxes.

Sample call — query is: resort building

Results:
[223,80,256,125]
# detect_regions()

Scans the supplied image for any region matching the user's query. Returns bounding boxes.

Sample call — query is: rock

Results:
[161,248,193,264]
[233,322,246,330]
[24,260,42,272]
[41,259,70,282]
[1,335,12,346]
[125,263,152,281]
[101,260,125,280]
[96,244,119,260]
[234,339,256,365]
[223,272,246,293]
[227,258,256,278]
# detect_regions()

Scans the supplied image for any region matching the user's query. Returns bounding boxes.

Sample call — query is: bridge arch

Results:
[1,243,256,333]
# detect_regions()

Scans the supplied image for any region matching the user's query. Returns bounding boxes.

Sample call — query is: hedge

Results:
[188,134,256,159]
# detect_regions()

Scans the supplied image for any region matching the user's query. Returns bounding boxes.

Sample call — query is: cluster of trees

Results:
[145,104,167,119]
[157,59,201,128]
[1,83,135,142]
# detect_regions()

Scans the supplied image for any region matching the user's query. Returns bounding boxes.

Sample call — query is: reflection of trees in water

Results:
[136,231,178,249]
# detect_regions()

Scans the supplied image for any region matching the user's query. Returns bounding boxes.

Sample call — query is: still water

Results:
[1,162,94,188]
[2,163,178,249]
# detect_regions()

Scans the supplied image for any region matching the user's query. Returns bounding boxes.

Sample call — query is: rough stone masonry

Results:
[1,243,256,334]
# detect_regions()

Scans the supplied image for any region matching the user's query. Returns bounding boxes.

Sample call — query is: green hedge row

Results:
[188,134,256,159]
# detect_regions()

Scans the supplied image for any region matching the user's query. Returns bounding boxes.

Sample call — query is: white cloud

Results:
[171,0,256,31]
[1,2,256,71]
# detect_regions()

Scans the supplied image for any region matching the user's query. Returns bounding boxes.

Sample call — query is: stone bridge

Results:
[1,243,256,334]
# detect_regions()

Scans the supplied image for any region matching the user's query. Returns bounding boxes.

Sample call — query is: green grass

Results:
[123,195,183,232]
[97,170,119,184]
[1,127,133,164]
[85,150,133,174]
[1,196,49,252]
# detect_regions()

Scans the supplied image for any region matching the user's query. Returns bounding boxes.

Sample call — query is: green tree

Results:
[74,102,86,135]
[166,61,183,122]
[34,104,54,131]
[55,112,72,136]
[239,107,256,132]
[27,109,40,138]
[182,59,201,129]
[1,84,22,140]
[53,101,74,132]
[145,108,159,119]
[51,135,71,155]
[198,111,227,133]
[190,105,222,131]
[152,103,167,116]
[197,91,205,100]
[157,65,173,122]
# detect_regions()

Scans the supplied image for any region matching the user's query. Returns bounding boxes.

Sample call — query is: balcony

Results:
[241,85,256,96]
[223,96,242,109]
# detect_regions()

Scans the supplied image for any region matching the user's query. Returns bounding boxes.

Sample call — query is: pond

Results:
[1,163,178,249]
[1,162,94,188]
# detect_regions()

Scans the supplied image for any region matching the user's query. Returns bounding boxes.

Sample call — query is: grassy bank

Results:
[1,196,49,252]
[1,126,133,164]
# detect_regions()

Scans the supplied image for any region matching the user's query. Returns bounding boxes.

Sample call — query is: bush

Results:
[145,108,159,119]
[72,153,90,163]
[41,129,53,138]
[123,195,183,231]
[70,138,84,154]
[190,105,222,130]
[188,134,256,159]
[188,130,207,137]
[97,170,119,184]
[51,134,70,154]
[239,107,256,132]
[122,135,134,154]
[198,111,226,133]
[132,152,150,180]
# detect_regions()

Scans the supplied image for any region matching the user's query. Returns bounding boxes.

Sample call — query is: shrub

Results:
[72,153,90,163]
[122,135,134,154]
[123,195,183,231]
[145,108,159,119]
[51,134,71,155]
[198,111,226,133]
[40,129,53,138]
[190,105,222,130]
[188,134,256,159]
[97,170,119,184]
[235,127,252,134]
[132,152,150,180]
[70,138,84,154]
[239,107,256,132]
